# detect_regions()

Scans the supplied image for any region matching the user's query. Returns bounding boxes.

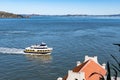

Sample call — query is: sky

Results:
[0,0,120,15]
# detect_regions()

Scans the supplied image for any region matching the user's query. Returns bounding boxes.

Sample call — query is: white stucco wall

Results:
[66,70,85,80]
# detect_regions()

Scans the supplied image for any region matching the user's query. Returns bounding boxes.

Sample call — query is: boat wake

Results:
[0,47,25,54]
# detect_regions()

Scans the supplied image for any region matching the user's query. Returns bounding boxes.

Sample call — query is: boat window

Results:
[40,43,46,46]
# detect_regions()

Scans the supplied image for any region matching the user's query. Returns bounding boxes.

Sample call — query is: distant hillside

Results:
[0,11,28,18]
[61,14,120,17]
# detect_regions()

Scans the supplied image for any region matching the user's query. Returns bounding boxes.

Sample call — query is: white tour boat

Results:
[24,42,53,55]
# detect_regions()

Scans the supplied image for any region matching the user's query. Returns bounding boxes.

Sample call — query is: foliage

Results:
[105,54,120,80]
[89,54,120,80]
[106,62,111,80]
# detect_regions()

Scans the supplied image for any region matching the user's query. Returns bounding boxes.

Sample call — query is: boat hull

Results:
[24,49,52,55]
[25,52,51,56]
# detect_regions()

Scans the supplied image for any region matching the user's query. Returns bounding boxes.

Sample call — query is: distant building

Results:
[57,56,106,80]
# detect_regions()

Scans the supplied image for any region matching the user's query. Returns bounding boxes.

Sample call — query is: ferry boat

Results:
[24,42,53,55]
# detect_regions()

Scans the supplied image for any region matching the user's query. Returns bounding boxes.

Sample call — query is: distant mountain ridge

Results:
[0,11,120,18]
[58,14,120,17]
[0,11,28,18]
[26,14,120,17]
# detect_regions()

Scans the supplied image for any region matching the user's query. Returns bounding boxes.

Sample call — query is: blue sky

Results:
[0,0,120,15]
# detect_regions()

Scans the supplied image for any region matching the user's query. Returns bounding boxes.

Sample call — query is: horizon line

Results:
[0,11,120,16]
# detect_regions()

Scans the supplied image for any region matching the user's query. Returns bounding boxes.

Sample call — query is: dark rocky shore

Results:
[0,11,28,18]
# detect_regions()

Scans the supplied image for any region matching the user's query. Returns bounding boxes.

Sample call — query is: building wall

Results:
[66,70,85,80]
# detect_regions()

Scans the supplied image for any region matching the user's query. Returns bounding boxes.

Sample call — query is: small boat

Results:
[24,42,53,55]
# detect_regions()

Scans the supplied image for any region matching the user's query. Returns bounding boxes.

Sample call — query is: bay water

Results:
[0,16,120,80]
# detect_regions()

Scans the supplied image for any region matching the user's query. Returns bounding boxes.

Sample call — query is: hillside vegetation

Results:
[0,11,26,18]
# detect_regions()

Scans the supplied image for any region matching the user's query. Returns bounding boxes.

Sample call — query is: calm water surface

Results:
[0,16,120,80]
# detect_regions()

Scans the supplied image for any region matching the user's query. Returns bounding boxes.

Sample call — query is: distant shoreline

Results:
[27,14,120,17]
[0,11,120,18]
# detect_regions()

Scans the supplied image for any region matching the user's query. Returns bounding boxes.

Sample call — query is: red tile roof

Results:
[73,60,89,72]
[63,59,106,80]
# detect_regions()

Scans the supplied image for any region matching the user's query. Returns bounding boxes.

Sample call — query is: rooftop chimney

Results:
[76,61,81,66]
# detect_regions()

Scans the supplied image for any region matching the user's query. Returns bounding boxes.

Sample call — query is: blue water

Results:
[0,16,120,80]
